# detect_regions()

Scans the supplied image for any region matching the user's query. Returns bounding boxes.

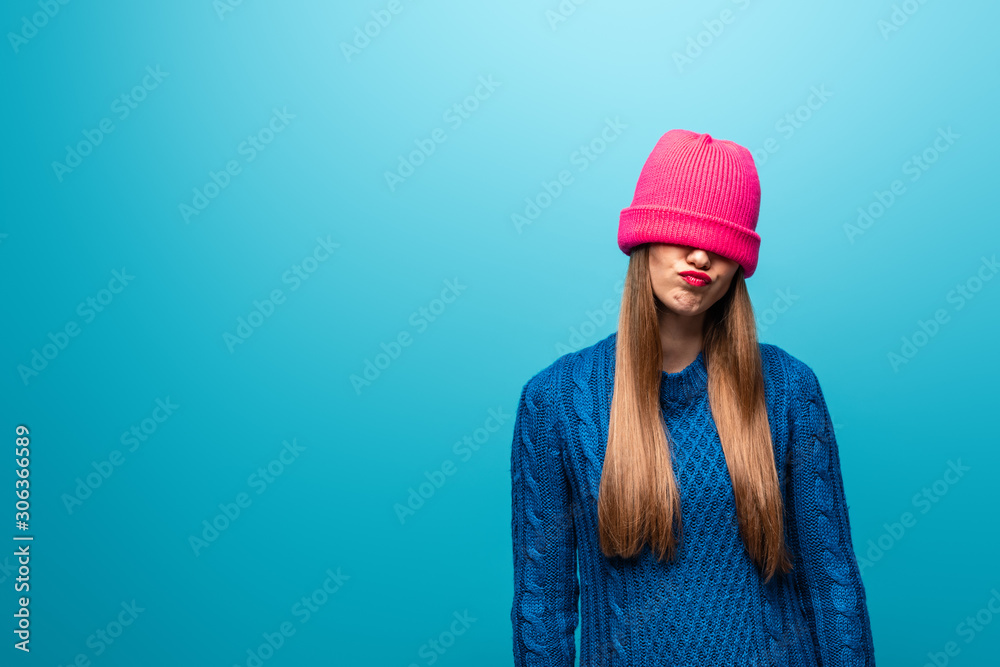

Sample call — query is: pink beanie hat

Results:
[618,129,762,278]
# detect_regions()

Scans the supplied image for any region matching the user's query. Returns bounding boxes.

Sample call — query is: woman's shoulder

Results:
[517,332,616,410]
[518,336,827,407]
[757,341,824,404]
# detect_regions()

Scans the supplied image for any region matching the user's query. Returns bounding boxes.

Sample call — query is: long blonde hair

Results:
[598,243,792,582]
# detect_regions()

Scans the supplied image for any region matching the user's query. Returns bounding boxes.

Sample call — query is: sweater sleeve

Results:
[787,364,876,666]
[510,372,579,666]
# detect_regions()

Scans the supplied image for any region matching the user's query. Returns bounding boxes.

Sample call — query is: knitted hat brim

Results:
[618,204,760,278]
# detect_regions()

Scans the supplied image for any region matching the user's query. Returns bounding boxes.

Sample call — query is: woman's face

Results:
[647,243,739,316]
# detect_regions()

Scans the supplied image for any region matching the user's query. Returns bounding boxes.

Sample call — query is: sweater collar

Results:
[660,349,708,403]
[605,333,708,403]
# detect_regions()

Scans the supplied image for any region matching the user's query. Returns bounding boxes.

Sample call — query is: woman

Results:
[510,129,876,665]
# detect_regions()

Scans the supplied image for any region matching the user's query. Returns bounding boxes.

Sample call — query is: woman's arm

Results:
[787,363,877,665]
[510,371,579,666]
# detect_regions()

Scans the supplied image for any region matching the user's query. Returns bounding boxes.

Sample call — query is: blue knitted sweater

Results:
[510,332,876,666]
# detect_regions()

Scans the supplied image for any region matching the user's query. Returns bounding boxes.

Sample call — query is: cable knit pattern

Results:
[511,367,580,666]
[785,358,876,667]
[511,332,876,666]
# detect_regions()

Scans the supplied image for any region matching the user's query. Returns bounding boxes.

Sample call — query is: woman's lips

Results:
[679,271,711,287]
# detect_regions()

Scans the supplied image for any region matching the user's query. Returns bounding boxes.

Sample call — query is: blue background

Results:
[2,0,999,665]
